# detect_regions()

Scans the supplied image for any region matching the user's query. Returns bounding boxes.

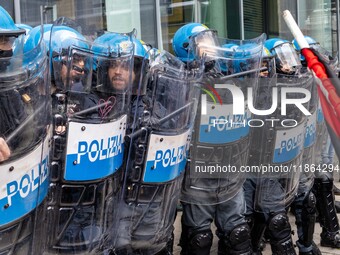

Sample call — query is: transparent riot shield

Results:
[46,18,134,254]
[113,51,202,254]
[299,71,317,193]
[180,31,266,205]
[313,98,329,178]
[0,25,51,254]
[250,73,313,213]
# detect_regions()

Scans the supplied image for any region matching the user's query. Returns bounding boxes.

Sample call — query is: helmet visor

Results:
[311,44,338,67]
[191,30,219,59]
[273,43,301,74]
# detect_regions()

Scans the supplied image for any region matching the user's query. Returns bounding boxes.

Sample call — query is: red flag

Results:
[301,48,340,138]
[282,9,340,157]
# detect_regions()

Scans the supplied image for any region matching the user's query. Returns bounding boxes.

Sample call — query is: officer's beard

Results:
[0,50,13,72]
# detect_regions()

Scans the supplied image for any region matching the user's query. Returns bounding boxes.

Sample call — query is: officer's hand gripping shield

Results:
[0,25,51,254]
[249,71,314,213]
[47,18,134,254]
[113,51,203,254]
[180,32,266,205]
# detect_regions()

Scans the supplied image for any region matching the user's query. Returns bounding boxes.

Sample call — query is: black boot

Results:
[314,179,340,248]
[320,231,340,248]
[296,240,321,255]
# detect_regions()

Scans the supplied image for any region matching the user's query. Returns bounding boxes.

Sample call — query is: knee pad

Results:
[267,212,291,241]
[267,213,295,255]
[188,229,213,255]
[229,224,251,249]
[218,224,252,255]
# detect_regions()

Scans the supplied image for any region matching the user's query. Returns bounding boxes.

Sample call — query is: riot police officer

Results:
[0,8,27,154]
[0,5,50,254]
[173,23,264,255]
[294,36,340,249]
[45,20,132,254]
[108,31,202,254]
[288,36,321,255]
[245,38,311,255]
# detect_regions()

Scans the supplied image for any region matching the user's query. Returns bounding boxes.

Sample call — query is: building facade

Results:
[1,0,338,59]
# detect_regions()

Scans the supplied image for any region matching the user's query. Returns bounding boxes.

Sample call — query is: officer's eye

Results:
[110,60,129,70]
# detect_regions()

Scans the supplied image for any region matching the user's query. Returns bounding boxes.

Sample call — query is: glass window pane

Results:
[106,0,141,33]
[160,0,196,52]
[243,0,264,39]
[298,0,333,53]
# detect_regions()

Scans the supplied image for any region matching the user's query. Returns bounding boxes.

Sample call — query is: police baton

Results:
[126,101,195,142]
[220,66,267,80]
[5,103,45,144]
[72,100,113,117]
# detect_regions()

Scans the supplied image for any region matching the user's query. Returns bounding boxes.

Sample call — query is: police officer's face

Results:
[61,57,85,85]
[0,36,13,51]
[0,36,15,60]
[195,33,218,58]
[108,60,135,91]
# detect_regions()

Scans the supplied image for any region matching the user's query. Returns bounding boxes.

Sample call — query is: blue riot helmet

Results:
[292,36,317,64]
[93,32,147,95]
[260,46,276,77]
[16,23,33,35]
[222,43,239,55]
[264,38,301,75]
[23,24,53,59]
[292,36,317,51]
[0,6,26,37]
[129,36,149,95]
[185,26,220,73]
[50,25,89,91]
[189,29,219,61]
[21,24,52,74]
[218,43,239,74]
[24,24,52,49]
[172,22,209,62]
[233,43,263,74]
[92,32,132,94]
